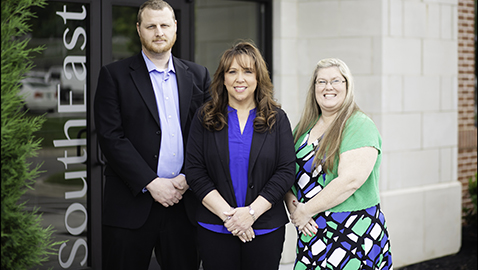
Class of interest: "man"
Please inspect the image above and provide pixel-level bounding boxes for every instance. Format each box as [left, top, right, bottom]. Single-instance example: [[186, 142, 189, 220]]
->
[[94, 1, 210, 269]]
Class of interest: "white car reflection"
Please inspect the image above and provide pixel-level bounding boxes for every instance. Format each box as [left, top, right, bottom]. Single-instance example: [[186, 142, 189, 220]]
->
[[46, 66, 85, 101], [19, 77, 57, 113]]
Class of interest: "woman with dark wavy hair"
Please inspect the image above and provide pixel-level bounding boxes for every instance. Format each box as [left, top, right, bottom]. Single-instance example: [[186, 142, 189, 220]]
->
[[185, 41, 296, 270]]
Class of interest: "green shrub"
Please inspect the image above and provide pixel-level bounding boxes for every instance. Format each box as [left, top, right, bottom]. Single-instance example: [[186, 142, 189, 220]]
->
[[463, 172, 477, 227], [1, 0, 62, 269]]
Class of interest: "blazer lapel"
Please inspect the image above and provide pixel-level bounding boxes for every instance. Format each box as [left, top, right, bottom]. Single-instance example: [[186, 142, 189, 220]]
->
[[248, 131, 267, 178], [214, 127, 231, 180], [214, 126, 238, 206], [130, 53, 160, 127], [173, 57, 193, 131]]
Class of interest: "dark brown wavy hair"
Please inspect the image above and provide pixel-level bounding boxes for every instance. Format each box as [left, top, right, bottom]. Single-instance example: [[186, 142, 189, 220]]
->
[[201, 41, 279, 132]]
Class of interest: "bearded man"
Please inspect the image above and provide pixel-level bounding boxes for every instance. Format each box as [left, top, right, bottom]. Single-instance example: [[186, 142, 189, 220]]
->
[[94, 1, 210, 269]]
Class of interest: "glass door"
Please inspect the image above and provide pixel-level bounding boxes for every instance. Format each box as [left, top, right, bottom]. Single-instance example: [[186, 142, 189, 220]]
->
[[18, 1, 271, 269], [22, 2, 90, 269], [194, 0, 272, 77]]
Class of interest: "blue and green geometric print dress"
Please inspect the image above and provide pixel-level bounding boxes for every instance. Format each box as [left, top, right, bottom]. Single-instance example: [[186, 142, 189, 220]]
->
[[292, 134, 393, 270]]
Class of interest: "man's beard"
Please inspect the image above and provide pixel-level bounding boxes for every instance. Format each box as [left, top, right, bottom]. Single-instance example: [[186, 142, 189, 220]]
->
[[141, 33, 177, 54]]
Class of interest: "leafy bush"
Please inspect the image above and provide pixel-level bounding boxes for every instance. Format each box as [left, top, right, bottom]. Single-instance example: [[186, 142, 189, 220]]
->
[[1, 0, 62, 269], [463, 172, 477, 227]]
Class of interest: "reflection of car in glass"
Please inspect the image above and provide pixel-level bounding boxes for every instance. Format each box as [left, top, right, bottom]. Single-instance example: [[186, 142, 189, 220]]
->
[[46, 66, 85, 101], [19, 77, 57, 113]]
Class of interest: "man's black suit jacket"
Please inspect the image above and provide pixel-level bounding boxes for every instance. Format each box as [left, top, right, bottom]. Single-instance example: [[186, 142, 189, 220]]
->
[[94, 53, 211, 229]]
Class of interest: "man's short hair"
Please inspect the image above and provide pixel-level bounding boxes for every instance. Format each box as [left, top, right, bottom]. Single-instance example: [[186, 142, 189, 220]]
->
[[137, 0, 176, 25]]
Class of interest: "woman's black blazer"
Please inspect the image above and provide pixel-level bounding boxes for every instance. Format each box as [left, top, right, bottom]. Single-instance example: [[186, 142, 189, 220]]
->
[[185, 107, 296, 229]]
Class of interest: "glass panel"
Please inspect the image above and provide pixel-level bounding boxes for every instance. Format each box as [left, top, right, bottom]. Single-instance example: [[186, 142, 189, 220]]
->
[[112, 5, 142, 61], [22, 2, 89, 269], [195, 0, 261, 74]]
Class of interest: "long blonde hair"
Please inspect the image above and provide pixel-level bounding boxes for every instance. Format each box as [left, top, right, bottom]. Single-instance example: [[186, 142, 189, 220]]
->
[[294, 58, 361, 173]]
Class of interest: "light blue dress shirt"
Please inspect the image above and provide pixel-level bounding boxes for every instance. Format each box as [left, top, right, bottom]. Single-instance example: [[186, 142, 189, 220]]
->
[[142, 52, 183, 180]]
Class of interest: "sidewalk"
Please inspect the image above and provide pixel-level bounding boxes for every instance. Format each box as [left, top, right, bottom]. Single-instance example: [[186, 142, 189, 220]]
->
[[279, 263, 294, 270], [148, 259, 294, 270]]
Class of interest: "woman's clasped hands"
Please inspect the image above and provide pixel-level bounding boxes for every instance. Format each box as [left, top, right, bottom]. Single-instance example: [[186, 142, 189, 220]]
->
[[223, 207, 256, 243], [290, 200, 318, 237]]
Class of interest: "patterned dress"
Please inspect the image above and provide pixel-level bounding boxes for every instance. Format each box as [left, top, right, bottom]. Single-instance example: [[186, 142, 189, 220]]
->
[[292, 133, 393, 270]]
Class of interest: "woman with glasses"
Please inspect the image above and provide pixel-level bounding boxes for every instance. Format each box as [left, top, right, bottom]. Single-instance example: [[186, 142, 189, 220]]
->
[[284, 58, 393, 269]]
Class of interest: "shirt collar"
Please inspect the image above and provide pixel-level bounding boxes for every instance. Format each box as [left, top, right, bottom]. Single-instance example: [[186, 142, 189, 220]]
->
[[227, 105, 257, 114], [141, 51, 176, 74]]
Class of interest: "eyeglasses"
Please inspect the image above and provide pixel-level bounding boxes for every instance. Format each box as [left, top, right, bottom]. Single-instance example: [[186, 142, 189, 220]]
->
[[315, 79, 345, 89]]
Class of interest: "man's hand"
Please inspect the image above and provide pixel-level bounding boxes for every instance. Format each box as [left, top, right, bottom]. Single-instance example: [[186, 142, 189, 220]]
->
[[147, 177, 183, 207], [171, 174, 189, 195]]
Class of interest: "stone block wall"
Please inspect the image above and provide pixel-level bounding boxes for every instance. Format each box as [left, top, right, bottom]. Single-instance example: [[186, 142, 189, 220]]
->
[[273, 0, 465, 267]]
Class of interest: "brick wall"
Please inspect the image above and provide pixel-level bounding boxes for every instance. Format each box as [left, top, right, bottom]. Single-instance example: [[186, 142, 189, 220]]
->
[[458, 0, 477, 222]]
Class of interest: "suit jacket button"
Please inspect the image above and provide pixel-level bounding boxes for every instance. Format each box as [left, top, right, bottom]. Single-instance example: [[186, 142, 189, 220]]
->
[[249, 185, 254, 189], [154, 154, 158, 159], [156, 131, 160, 135]]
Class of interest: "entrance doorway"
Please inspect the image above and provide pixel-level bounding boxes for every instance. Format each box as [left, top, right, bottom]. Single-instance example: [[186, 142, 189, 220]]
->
[[21, 0, 271, 269]]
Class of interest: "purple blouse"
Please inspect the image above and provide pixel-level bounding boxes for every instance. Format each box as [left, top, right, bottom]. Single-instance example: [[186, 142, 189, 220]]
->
[[228, 105, 254, 207]]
